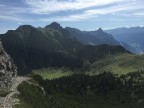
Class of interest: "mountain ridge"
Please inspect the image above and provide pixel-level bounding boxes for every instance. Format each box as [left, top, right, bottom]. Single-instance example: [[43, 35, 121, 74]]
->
[[65, 26, 120, 46], [0, 22, 129, 74]]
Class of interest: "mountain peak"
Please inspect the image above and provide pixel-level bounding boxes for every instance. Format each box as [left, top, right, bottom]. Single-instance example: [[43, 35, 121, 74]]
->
[[97, 28, 103, 32], [45, 22, 63, 30], [16, 25, 34, 32], [17, 25, 34, 29]]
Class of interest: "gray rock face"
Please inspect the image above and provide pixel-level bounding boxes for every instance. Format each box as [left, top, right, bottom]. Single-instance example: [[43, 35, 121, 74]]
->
[[0, 40, 17, 90]]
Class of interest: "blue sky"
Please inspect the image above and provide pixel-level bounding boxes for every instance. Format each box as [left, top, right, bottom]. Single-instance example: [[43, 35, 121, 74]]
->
[[0, 0, 144, 34]]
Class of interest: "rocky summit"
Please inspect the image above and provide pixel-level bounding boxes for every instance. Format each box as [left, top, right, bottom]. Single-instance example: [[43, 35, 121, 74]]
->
[[0, 40, 17, 90]]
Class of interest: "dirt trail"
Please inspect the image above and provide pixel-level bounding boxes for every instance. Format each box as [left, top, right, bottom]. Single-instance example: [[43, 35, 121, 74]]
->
[[0, 77, 30, 108]]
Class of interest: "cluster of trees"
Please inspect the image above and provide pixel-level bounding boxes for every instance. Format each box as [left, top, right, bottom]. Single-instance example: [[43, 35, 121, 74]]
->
[[34, 72, 119, 96], [34, 71, 144, 102], [16, 71, 144, 108]]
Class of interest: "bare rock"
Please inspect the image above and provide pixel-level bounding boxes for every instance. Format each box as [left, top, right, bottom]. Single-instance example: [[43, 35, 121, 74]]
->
[[0, 40, 17, 90]]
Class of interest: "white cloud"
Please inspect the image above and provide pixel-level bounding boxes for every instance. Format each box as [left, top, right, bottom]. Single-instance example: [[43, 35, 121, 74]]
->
[[85, 2, 144, 16], [0, 0, 143, 22], [134, 12, 144, 16], [0, 15, 33, 22], [0, 15, 23, 21], [25, 0, 124, 14], [0, 4, 6, 7], [0, 5, 31, 22], [40, 1, 144, 22]]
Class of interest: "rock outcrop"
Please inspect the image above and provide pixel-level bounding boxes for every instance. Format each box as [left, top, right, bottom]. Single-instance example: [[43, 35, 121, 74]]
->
[[0, 40, 17, 90]]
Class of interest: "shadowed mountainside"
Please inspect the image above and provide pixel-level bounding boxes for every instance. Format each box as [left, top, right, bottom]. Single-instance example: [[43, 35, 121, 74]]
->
[[0, 22, 129, 75]]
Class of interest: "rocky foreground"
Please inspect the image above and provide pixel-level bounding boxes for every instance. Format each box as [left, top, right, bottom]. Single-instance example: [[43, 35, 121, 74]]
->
[[0, 40, 17, 90], [0, 40, 20, 108], [0, 77, 30, 108]]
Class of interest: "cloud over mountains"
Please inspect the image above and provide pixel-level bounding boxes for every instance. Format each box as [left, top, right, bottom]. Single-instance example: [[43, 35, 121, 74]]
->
[[0, 0, 144, 34]]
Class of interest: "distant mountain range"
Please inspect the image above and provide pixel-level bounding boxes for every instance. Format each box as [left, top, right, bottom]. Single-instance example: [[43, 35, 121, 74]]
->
[[0, 22, 128, 74], [105, 27, 144, 54], [65, 27, 119, 46], [62, 24, 144, 54]]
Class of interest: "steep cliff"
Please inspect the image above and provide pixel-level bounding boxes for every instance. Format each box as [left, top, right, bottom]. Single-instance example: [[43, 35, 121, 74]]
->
[[0, 40, 17, 90]]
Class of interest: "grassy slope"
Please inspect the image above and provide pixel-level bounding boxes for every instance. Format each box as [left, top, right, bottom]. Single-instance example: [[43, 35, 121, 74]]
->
[[32, 68, 73, 80], [32, 53, 144, 78], [88, 53, 144, 75]]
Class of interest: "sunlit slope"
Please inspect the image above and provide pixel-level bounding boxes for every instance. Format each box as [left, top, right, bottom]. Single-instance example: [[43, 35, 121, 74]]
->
[[32, 68, 73, 80], [88, 53, 144, 75]]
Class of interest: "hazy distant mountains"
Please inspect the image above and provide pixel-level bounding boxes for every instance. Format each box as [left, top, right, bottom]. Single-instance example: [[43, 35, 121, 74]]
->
[[64, 24, 144, 54], [65, 27, 119, 46], [105, 27, 144, 54], [0, 22, 128, 74], [44, 22, 120, 46]]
